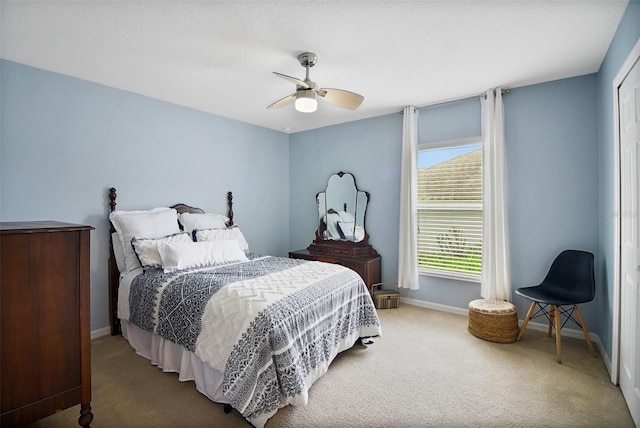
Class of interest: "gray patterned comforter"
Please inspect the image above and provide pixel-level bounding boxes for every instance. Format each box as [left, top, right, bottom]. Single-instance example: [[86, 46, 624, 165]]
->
[[126, 254, 381, 427]]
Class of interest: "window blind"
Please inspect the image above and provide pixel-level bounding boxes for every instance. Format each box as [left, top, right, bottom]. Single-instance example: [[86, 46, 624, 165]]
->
[[417, 147, 482, 277]]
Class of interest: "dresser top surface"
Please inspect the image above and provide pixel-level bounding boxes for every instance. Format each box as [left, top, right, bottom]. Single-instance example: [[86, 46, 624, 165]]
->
[[289, 248, 381, 260], [0, 221, 94, 233]]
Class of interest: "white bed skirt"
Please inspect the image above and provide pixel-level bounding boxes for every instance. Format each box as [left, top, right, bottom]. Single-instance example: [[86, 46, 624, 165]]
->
[[121, 320, 229, 405]]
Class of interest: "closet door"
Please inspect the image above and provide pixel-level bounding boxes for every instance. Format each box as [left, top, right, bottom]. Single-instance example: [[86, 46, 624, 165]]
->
[[619, 56, 640, 427]]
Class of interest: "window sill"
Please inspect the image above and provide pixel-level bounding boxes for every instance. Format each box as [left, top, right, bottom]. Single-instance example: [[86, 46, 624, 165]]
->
[[419, 268, 481, 284]]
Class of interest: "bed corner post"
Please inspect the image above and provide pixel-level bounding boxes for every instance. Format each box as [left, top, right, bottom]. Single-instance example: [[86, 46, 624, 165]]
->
[[108, 187, 121, 336], [227, 191, 234, 227]]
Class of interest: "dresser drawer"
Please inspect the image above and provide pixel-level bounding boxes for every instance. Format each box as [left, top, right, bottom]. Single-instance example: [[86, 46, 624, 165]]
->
[[315, 255, 340, 264], [289, 249, 381, 290], [341, 260, 365, 278]]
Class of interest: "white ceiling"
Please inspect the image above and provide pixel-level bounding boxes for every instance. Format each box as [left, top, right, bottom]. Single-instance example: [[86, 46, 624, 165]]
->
[[0, 0, 629, 134]]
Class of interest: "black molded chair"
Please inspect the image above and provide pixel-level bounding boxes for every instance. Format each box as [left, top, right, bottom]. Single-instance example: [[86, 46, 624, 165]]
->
[[515, 250, 596, 363]]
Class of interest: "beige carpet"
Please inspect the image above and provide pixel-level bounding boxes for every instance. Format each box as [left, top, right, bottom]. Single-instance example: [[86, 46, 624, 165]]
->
[[28, 304, 633, 427]]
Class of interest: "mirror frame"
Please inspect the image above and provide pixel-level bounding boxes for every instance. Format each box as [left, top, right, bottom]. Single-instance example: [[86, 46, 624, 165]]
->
[[312, 171, 371, 246]]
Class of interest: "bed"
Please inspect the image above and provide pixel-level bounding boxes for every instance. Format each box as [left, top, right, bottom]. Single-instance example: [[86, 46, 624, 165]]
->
[[106, 188, 381, 427]]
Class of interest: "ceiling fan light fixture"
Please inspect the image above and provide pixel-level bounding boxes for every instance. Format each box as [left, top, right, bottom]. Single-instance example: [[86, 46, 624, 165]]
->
[[295, 90, 317, 113], [268, 52, 363, 113]]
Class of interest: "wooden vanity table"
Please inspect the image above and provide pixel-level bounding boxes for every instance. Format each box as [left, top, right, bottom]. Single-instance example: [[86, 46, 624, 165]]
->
[[289, 171, 381, 290]]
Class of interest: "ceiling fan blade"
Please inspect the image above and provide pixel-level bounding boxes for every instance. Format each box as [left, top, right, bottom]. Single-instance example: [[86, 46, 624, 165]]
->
[[273, 72, 310, 89], [317, 88, 364, 110], [266, 93, 296, 110]]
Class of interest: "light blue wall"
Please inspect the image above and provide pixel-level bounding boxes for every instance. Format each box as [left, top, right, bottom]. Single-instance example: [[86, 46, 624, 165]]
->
[[419, 98, 481, 142], [597, 0, 640, 358], [506, 75, 600, 331], [414, 79, 600, 328], [3, 0, 638, 345], [289, 99, 482, 300], [289, 77, 601, 333], [0, 59, 290, 332]]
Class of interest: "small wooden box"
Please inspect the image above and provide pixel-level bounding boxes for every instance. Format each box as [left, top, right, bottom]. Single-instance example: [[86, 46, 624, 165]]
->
[[372, 283, 400, 309]]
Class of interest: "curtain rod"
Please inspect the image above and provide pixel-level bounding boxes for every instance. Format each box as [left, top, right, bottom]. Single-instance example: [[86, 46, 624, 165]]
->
[[401, 88, 511, 113]]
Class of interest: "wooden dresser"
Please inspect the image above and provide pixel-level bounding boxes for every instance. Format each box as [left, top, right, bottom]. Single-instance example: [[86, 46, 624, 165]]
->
[[0, 221, 94, 427], [298, 171, 382, 290], [289, 245, 381, 290]]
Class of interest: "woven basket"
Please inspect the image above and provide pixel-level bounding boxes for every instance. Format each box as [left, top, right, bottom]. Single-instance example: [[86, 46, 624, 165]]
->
[[371, 283, 400, 309], [373, 290, 399, 309], [468, 299, 518, 343]]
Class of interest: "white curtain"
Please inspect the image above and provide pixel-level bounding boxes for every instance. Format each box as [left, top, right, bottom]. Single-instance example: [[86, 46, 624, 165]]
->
[[398, 105, 419, 290], [480, 88, 511, 301]]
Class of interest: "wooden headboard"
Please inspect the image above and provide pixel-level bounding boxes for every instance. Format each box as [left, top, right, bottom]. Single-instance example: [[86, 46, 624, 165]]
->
[[107, 187, 234, 336]]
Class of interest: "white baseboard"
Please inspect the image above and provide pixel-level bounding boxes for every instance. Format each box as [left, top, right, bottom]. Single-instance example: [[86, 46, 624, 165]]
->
[[400, 297, 469, 316], [400, 297, 612, 377], [91, 326, 111, 340]]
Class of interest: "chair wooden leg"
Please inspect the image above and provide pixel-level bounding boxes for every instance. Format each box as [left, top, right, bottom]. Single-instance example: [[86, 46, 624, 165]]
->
[[574, 305, 596, 356], [548, 305, 555, 337], [517, 301, 537, 341], [555, 305, 562, 363]]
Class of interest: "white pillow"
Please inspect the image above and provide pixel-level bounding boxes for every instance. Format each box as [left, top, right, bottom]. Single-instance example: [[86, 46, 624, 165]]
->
[[157, 240, 248, 273], [109, 207, 180, 271], [132, 232, 192, 268], [338, 221, 356, 239], [194, 227, 249, 252], [178, 212, 229, 235], [338, 210, 355, 223], [111, 232, 126, 272], [338, 222, 366, 242], [324, 212, 342, 239]]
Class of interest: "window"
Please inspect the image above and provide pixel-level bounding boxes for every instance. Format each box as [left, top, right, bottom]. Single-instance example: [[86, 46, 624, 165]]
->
[[417, 137, 483, 281]]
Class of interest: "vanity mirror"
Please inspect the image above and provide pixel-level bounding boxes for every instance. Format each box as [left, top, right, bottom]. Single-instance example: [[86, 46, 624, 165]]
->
[[315, 171, 369, 243], [289, 171, 381, 289]]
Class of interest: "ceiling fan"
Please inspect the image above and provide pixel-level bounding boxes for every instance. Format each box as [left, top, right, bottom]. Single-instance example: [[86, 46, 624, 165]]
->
[[267, 52, 364, 113]]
